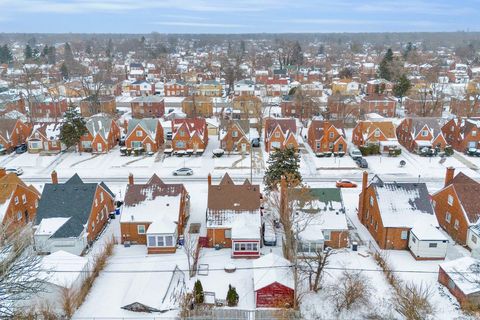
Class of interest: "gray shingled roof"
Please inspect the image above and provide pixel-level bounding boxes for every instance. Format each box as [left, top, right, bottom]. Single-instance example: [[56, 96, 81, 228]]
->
[[86, 115, 113, 140], [127, 119, 159, 138], [35, 174, 114, 238]]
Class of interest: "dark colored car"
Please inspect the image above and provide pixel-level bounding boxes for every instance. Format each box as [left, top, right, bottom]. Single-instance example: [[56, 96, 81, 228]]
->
[[356, 158, 368, 168], [251, 138, 260, 148], [15, 144, 27, 154]]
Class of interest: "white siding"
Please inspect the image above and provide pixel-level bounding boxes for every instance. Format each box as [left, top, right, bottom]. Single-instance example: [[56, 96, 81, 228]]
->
[[467, 229, 480, 251], [408, 234, 448, 259], [34, 234, 87, 256]]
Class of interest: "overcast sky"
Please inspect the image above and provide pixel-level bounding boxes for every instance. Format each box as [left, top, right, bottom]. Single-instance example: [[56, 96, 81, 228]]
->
[[0, 0, 478, 33]]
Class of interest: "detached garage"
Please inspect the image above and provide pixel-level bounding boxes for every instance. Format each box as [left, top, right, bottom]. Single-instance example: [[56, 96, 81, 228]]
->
[[253, 253, 294, 308]]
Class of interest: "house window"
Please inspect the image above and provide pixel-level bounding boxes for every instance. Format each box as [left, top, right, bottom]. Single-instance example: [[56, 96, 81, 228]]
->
[[137, 225, 146, 234], [447, 195, 454, 206], [472, 234, 478, 244], [82, 141, 92, 148], [132, 141, 142, 148], [374, 222, 378, 231], [429, 243, 438, 248], [323, 230, 331, 241], [165, 235, 173, 246], [95, 199, 98, 207], [412, 236, 416, 243], [421, 130, 428, 137], [445, 212, 451, 223], [365, 210, 369, 219], [432, 200, 436, 208], [275, 132, 280, 138], [16, 211, 22, 221], [374, 130, 380, 137], [14, 196, 19, 205], [316, 142, 321, 150], [136, 130, 143, 137], [225, 229, 232, 239], [147, 236, 156, 247], [369, 196, 374, 207], [401, 230, 408, 240], [338, 144, 344, 152], [91, 221, 95, 230], [329, 132, 334, 139], [473, 131, 477, 137], [179, 130, 185, 137], [232, 131, 238, 138], [454, 219, 459, 230], [22, 194, 27, 204], [176, 141, 185, 148], [448, 279, 455, 289], [100, 192, 104, 202]]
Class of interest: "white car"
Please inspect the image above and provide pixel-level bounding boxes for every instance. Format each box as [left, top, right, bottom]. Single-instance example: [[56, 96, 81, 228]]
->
[[172, 168, 193, 176], [349, 148, 363, 160], [6, 167, 23, 176]]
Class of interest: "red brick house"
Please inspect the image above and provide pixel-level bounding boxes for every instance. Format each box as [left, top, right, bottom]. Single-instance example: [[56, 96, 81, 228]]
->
[[0, 168, 40, 235], [450, 96, 480, 117], [27, 122, 63, 154], [438, 257, 480, 307], [264, 118, 298, 152], [404, 96, 444, 117], [431, 168, 480, 248], [352, 120, 398, 152], [125, 119, 163, 152], [80, 95, 116, 117], [358, 172, 447, 259], [171, 118, 208, 152], [206, 173, 262, 258], [120, 174, 190, 254], [253, 253, 294, 308], [280, 95, 319, 120], [396, 118, 448, 153], [442, 118, 480, 152], [366, 79, 393, 95], [326, 94, 359, 122], [79, 115, 121, 153], [0, 119, 32, 151], [307, 120, 347, 154], [130, 96, 165, 118], [219, 120, 250, 153], [164, 80, 189, 96], [29, 98, 68, 121], [360, 94, 397, 117]]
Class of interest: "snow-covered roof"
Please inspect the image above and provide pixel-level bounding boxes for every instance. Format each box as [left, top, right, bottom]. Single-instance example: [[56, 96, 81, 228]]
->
[[35, 217, 71, 236], [253, 253, 294, 291], [410, 224, 447, 241], [440, 257, 480, 295], [39, 250, 88, 288], [231, 212, 261, 239]]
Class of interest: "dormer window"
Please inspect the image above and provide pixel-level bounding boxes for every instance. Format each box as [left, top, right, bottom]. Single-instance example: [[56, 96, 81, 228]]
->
[[421, 130, 428, 137], [136, 130, 142, 137]]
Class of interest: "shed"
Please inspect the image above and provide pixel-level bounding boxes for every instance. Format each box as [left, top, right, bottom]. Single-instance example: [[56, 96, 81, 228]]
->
[[438, 257, 480, 307], [408, 224, 449, 260], [253, 253, 294, 308]]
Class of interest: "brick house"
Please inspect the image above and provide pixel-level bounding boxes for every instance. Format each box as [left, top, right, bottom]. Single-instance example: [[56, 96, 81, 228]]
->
[[450, 97, 480, 117], [431, 167, 480, 249], [307, 120, 347, 154], [219, 119, 250, 153], [120, 174, 190, 254], [404, 96, 444, 117], [360, 94, 397, 118], [29, 98, 68, 121], [366, 79, 393, 95], [0, 95, 26, 116], [197, 80, 222, 97], [125, 119, 164, 152], [326, 94, 359, 122], [352, 120, 399, 152], [0, 168, 40, 235], [80, 95, 116, 117], [27, 122, 63, 154], [438, 257, 480, 307], [442, 118, 480, 152], [232, 95, 262, 120], [164, 80, 189, 97], [130, 96, 165, 119], [280, 95, 319, 120], [264, 118, 298, 152], [358, 172, 447, 259], [79, 115, 121, 153], [34, 172, 115, 255], [396, 117, 448, 153], [0, 119, 32, 151], [181, 96, 213, 118], [206, 173, 262, 258], [171, 118, 208, 152]]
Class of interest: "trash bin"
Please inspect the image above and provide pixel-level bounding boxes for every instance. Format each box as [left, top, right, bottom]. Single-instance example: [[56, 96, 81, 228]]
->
[[352, 241, 358, 251], [178, 235, 184, 246]]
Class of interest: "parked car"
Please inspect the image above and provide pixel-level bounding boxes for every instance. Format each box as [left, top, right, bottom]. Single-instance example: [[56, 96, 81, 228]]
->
[[349, 148, 362, 160], [6, 167, 23, 176], [172, 168, 193, 176], [356, 158, 368, 168], [251, 138, 260, 148], [15, 144, 27, 154], [166, 132, 173, 140], [263, 222, 277, 246], [336, 179, 357, 188]]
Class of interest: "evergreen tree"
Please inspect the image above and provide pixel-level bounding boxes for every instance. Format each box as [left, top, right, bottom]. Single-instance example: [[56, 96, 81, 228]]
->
[[264, 146, 301, 191], [24, 44, 33, 60], [60, 63, 69, 80], [226, 285, 239, 307], [384, 48, 393, 62], [106, 38, 113, 58], [393, 74, 412, 105], [32, 48, 39, 59], [85, 44, 92, 55], [403, 42, 413, 59], [41, 45, 49, 58], [378, 48, 394, 81], [193, 280, 204, 304], [64, 42, 74, 62], [47, 46, 56, 65], [59, 104, 87, 149], [0, 45, 13, 64], [291, 41, 303, 66]]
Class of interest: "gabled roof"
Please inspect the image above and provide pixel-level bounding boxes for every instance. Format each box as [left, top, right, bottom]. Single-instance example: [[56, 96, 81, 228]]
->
[[207, 173, 260, 212], [446, 172, 480, 224], [123, 174, 185, 207], [0, 119, 20, 140], [86, 114, 115, 140], [30, 122, 62, 141], [309, 120, 345, 141], [0, 173, 39, 222], [265, 118, 296, 136], [127, 119, 160, 139], [35, 174, 114, 238], [356, 120, 397, 140], [253, 253, 294, 291], [172, 118, 206, 139]]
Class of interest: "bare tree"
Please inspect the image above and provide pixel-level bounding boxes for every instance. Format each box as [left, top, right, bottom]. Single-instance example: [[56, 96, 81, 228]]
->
[[327, 269, 372, 312], [299, 249, 337, 292], [183, 232, 200, 279], [393, 282, 434, 320], [0, 225, 46, 318]]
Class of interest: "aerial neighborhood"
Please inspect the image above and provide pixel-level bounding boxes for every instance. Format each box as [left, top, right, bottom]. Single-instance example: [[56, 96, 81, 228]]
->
[[1, 31, 480, 320]]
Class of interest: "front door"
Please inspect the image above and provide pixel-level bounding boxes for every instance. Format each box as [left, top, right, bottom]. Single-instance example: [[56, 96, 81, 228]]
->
[[43, 142, 49, 151], [97, 143, 103, 152], [146, 143, 152, 152], [241, 143, 247, 154]]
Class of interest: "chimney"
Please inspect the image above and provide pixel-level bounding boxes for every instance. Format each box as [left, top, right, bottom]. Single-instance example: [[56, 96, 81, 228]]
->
[[0, 167, 5, 179], [128, 173, 134, 185], [208, 173, 212, 187], [358, 171, 368, 222], [123, 119, 128, 133], [445, 167, 455, 187], [51, 170, 58, 184]]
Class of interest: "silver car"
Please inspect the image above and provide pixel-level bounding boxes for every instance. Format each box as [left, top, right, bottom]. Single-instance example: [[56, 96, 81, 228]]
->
[[6, 167, 24, 176], [172, 168, 193, 176]]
